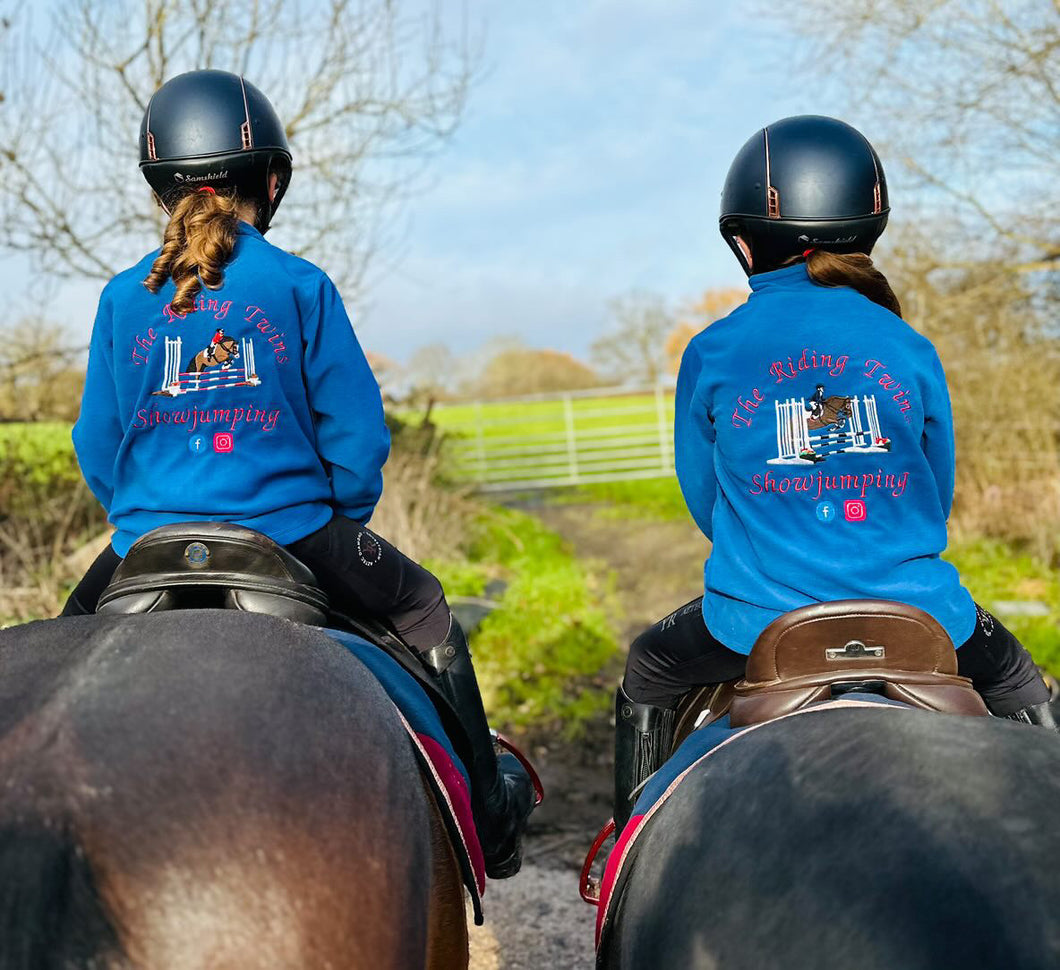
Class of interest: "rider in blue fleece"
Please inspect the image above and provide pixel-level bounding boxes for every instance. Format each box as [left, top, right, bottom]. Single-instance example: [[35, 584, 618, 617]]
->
[[613, 115, 1055, 832], [64, 69, 535, 878], [674, 262, 971, 653], [73, 226, 388, 557]]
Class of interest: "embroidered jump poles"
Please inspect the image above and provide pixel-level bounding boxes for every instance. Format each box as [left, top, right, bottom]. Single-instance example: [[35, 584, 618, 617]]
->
[[160, 337, 260, 396], [770, 395, 889, 465]]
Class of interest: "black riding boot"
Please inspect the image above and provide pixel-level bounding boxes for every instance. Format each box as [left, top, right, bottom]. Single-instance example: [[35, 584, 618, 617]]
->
[[1003, 702, 1060, 732], [614, 684, 676, 834], [421, 615, 536, 879]]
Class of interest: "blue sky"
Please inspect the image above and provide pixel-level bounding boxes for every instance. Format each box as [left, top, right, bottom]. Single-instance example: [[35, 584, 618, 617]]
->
[[357, 1, 844, 361], [7, 1, 867, 363]]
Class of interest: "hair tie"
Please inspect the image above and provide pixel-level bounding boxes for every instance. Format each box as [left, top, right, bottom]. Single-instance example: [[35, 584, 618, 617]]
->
[[197, 186, 216, 194], [802, 247, 815, 258]]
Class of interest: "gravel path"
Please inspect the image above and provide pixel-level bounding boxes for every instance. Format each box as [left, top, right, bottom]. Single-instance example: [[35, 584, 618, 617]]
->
[[463, 501, 707, 968], [469, 862, 598, 970]]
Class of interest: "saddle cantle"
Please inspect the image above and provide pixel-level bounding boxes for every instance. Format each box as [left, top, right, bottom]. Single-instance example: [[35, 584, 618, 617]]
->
[[729, 599, 989, 727], [97, 522, 329, 625], [95, 523, 474, 761]]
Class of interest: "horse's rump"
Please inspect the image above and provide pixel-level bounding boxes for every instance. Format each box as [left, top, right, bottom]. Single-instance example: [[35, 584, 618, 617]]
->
[[0, 611, 464, 969], [599, 706, 1060, 969]]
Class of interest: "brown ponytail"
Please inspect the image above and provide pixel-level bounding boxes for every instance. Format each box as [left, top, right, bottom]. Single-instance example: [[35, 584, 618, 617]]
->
[[143, 190, 243, 314], [802, 250, 902, 318]]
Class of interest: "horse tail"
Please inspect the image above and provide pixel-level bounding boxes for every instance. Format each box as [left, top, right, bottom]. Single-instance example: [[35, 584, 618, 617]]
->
[[0, 819, 125, 969]]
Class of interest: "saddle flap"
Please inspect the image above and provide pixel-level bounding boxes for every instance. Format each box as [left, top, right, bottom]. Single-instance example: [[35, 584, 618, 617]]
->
[[744, 599, 957, 684]]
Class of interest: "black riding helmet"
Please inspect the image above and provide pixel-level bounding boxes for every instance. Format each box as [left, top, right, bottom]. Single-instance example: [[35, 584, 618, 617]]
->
[[139, 70, 292, 233], [719, 115, 889, 276]]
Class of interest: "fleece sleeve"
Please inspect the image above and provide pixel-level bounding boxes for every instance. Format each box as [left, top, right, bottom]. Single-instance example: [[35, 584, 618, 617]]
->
[[302, 275, 391, 523], [920, 350, 956, 519], [72, 289, 124, 512], [674, 340, 718, 540]]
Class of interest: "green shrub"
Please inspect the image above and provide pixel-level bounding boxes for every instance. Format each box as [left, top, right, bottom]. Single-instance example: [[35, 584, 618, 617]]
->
[[432, 506, 620, 735], [0, 423, 86, 512], [944, 539, 1060, 676]]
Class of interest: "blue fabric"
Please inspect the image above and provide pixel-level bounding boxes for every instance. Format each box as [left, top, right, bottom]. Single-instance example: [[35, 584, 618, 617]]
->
[[323, 628, 471, 790], [674, 263, 975, 654], [73, 224, 390, 556]]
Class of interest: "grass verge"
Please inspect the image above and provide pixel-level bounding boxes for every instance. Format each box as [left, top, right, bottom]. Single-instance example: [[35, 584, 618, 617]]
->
[[427, 506, 620, 737]]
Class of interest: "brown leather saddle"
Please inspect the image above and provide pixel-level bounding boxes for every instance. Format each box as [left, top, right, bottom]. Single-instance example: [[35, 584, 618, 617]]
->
[[674, 599, 987, 746]]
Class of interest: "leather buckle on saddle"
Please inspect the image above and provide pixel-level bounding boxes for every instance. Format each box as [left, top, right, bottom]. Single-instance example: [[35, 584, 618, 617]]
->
[[826, 640, 884, 661]]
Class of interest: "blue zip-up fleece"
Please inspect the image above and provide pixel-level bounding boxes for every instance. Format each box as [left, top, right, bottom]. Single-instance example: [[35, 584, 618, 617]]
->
[[676, 262, 975, 653], [73, 223, 390, 557]]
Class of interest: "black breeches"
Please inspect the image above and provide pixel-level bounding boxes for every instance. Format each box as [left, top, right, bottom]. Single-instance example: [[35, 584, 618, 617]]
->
[[287, 516, 450, 650], [623, 598, 747, 708], [61, 545, 123, 617], [623, 596, 1049, 716], [952, 605, 1050, 715], [61, 516, 451, 652]]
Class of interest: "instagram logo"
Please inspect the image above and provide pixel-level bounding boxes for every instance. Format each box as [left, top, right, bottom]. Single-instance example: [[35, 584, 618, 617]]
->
[[213, 432, 234, 453], [844, 500, 867, 522]]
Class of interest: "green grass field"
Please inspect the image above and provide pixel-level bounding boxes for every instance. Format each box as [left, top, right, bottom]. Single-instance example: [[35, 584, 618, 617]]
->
[[420, 390, 675, 440]]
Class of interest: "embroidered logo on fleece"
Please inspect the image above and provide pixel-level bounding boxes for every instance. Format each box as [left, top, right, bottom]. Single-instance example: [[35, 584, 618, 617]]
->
[[725, 346, 916, 504], [768, 383, 891, 465], [152, 332, 260, 397]]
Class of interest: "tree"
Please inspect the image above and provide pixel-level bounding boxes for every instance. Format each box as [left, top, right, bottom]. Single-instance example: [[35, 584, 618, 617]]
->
[[464, 343, 600, 399], [403, 343, 459, 404], [665, 287, 746, 374], [0, 0, 476, 300], [591, 290, 674, 386], [774, 0, 1059, 275], [0, 319, 86, 422], [771, 0, 1060, 558]]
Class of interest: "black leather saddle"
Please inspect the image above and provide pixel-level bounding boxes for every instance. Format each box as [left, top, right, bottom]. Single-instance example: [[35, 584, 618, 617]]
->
[[97, 522, 330, 624], [95, 522, 474, 766]]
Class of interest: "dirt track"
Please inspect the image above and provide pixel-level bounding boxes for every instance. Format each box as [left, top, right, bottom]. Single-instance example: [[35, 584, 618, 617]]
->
[[467, 503, 708, 968], [467, 726, 613, 970]]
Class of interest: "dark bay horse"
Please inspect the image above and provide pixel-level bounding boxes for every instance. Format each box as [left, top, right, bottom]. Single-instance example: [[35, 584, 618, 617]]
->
[[599, 705, 1060, 969], [0, 611, 468, 969]]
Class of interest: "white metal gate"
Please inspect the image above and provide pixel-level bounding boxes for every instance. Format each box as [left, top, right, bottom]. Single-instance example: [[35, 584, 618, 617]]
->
[[436, 384, 676, 492]]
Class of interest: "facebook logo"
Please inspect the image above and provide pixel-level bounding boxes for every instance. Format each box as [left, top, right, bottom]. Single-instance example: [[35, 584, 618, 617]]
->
[[815, 501, 836, 524], [188, 434, 207, 455]]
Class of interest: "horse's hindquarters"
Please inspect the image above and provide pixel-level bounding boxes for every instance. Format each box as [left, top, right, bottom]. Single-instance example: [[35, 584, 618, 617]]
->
[[0, 612, 468, 970], [601, 706, 1060, 970]]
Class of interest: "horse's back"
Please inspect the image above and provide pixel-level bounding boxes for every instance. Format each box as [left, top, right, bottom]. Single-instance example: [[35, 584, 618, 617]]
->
[[602, 706, 1060, 970], [0, 611, 443, 969]]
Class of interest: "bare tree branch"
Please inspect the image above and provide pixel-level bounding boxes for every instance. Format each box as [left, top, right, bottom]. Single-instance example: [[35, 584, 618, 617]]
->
[[0, 0, 480, 303], [773, 0, 1060, 274]]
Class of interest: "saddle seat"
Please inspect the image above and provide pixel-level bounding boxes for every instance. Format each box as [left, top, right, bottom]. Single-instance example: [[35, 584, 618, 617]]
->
[[97, 522, 329, 625], [728, 599, 989, 728]]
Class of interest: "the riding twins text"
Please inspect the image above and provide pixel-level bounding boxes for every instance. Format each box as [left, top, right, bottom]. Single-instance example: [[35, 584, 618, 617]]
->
[[731, 349, 913, 428], [149, 299, 289, 366]]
